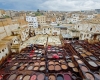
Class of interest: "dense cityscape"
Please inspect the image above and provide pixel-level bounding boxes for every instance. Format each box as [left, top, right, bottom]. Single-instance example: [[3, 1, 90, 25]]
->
[[0, 8, 100, 80]]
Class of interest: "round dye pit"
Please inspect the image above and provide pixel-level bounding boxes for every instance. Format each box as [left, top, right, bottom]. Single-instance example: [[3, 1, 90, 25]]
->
[[61, 64, 68, 70], [30, 74, 37, 80], [85, 72, 94, 80], [28, 66, 33, 70], [37, 73, 45, 80], [81, 66, 88, 72], [49, 61, 54, 65], [49, 74, 56, 80], [64, 74, 72, 80], [23, 75, 30, 80], [16, 74, 23, 80], [8, 74, 17, 80], [68, 62, 75, 68], [48, 65, 54, 71], [55, 65, 61, 71], [39, 66, 45, 71], [57, 74, 64, 80]]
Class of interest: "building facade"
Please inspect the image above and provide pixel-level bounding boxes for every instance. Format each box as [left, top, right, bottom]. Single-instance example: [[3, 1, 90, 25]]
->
[[26, 16, 38, 28], [37, 16, 46, 25]]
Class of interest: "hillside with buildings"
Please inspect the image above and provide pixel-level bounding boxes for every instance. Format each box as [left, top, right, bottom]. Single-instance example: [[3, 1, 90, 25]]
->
[[0, 9, 100, 80]]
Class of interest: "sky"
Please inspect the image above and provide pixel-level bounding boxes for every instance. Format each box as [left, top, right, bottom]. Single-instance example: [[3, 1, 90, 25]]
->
[[0, 0, 100, 11]]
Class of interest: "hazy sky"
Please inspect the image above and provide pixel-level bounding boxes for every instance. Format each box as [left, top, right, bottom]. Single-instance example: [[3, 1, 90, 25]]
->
[[0, 0, 100, 11]]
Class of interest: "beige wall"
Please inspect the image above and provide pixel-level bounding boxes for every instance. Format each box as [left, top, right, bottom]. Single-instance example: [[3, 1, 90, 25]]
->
[[37, 16, 46, 25]]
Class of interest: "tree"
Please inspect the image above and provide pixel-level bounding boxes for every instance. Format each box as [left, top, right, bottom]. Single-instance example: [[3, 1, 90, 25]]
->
[[57, 24, 60, 26], [69, 22, 72, 24], [3, 15, 10, 18]]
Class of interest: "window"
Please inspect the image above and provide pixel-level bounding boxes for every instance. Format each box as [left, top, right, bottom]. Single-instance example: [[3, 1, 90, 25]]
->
[[87, 34, 89, 37], [90, 28, 92, 31], [84, 34, 86, 38], [2, 49, 4, 52], [78, 26, 79, 28]]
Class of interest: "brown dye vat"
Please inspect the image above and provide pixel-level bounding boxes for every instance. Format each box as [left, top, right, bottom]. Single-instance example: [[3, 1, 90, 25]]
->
[[68, 62, 75, 68], [61, 64, 68, 70], [23, 75, 30, 80], [19, 65, 25, 70], [85, 52, 93, 56], [41, 57, 45, 60], [8, 74, 17, 80], [39, 66, 45, 71], [85, 72, 95, 80], [81, 66, 88, 72], [34, 62, 39, 66], [49, 61, 54, 65], [55, 61, 59, 65], [55, 64, 61, 71], [82, 50, 86, 53], [27, 65, 33, 70], [48, 65, 54, 71], [49, 74, 56, 80], [37, 73, 45, 80], [77, 60, 83, 64], [10, 66, 17, 70], [40, 61, 45, 65], [73, 55, 79, 59], [14, 62, 18, 65], [96, 61, 100, 66], [33, 66, 39, 71], [80, 54, 87, 57], [73, 67, 79, 72], [24, 63, 28, 66], [29, 62, 34, 65], [16, 74, 23, 80], [59, 59, 66, 64]]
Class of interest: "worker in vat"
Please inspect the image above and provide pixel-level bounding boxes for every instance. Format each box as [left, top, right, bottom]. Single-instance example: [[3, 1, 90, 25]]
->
[[30, 44, 34, 50]]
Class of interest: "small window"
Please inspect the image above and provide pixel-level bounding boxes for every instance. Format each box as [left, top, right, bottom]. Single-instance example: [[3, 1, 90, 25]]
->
[[87, 34, 89, 37], [90, 28, 92, 31], [2, 49, 4, 52], [0, 51, 1, 53], [78, 26, 79, 28]]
